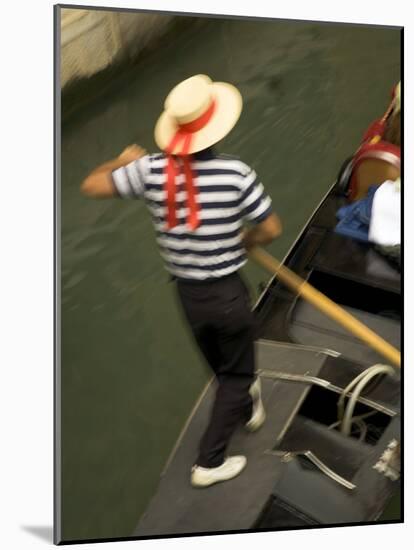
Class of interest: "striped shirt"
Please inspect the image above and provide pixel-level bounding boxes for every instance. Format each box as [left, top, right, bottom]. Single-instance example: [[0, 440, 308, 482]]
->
[[111, 149, 273, 281]]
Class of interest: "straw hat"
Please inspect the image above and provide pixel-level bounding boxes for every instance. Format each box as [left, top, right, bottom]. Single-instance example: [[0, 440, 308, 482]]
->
[[154, 74, 243, 155]]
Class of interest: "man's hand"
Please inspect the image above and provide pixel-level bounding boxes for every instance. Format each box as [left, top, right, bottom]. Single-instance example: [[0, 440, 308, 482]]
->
[[118, 144, 147, 164], [242, 213, 282, 250], [81, 144, 147, 198]]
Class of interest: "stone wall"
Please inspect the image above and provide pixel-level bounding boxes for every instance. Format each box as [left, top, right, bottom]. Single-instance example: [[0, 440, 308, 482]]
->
[[60, 7, 175, 88]]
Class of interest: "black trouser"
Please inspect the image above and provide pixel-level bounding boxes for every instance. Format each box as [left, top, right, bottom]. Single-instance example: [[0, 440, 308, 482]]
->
[[176, 271, 255, 468]]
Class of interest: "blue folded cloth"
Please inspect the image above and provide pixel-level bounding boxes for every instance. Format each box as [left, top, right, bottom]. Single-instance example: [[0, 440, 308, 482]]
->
[[335, 185, 379, 242]]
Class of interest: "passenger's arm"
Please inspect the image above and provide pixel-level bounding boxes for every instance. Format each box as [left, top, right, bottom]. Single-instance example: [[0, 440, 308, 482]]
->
[[81, 145, 147, 198]]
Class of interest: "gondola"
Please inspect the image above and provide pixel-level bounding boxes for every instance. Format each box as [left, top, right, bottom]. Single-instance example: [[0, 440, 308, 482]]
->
[[133, 101, 401, 537]]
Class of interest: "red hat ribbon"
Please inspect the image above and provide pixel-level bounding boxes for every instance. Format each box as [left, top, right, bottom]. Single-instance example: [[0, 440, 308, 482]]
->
[[164, 100, 217, 230]]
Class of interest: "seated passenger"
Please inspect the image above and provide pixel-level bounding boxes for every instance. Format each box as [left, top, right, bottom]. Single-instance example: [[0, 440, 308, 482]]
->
[[349, 82, 400, 201], [335, 83, 401, 254]]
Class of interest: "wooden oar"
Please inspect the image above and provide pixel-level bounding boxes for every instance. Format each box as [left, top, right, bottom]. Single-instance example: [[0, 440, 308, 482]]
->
[[249, 247, 401, 368]]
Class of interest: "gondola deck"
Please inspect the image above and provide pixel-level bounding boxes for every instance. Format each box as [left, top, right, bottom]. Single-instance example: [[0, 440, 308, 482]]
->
[[135, 341, 330, 536], [135, 340, 400, 536]]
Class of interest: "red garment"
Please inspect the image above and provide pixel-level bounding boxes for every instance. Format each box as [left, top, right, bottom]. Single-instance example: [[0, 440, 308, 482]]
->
[[348, 141, 400, 200]]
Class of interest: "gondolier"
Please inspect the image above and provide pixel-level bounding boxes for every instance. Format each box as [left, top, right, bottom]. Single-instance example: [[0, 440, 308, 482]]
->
[[81, 74, 282, 487]]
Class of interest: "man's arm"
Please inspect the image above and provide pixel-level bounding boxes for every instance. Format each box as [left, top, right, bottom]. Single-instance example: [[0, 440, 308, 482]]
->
[[237, 164, 281, 249], [242, 212, 282, 250], [81, 145, 147, 198]]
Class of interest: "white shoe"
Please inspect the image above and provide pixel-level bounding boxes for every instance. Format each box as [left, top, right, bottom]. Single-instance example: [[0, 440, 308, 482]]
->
[[191, 456, 247, 488], [245, 377, 266, 432]]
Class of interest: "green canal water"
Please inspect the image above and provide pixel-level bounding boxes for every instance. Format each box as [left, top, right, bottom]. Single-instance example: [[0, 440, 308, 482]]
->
[[60, 14, 401, 541]]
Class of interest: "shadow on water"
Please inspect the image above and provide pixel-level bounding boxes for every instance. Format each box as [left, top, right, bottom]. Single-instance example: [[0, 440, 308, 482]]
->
[[21, 526, 53, 543]]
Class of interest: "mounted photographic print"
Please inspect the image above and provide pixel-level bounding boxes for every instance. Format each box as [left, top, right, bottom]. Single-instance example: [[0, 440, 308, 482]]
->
[[55, 3, 402, 544]]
